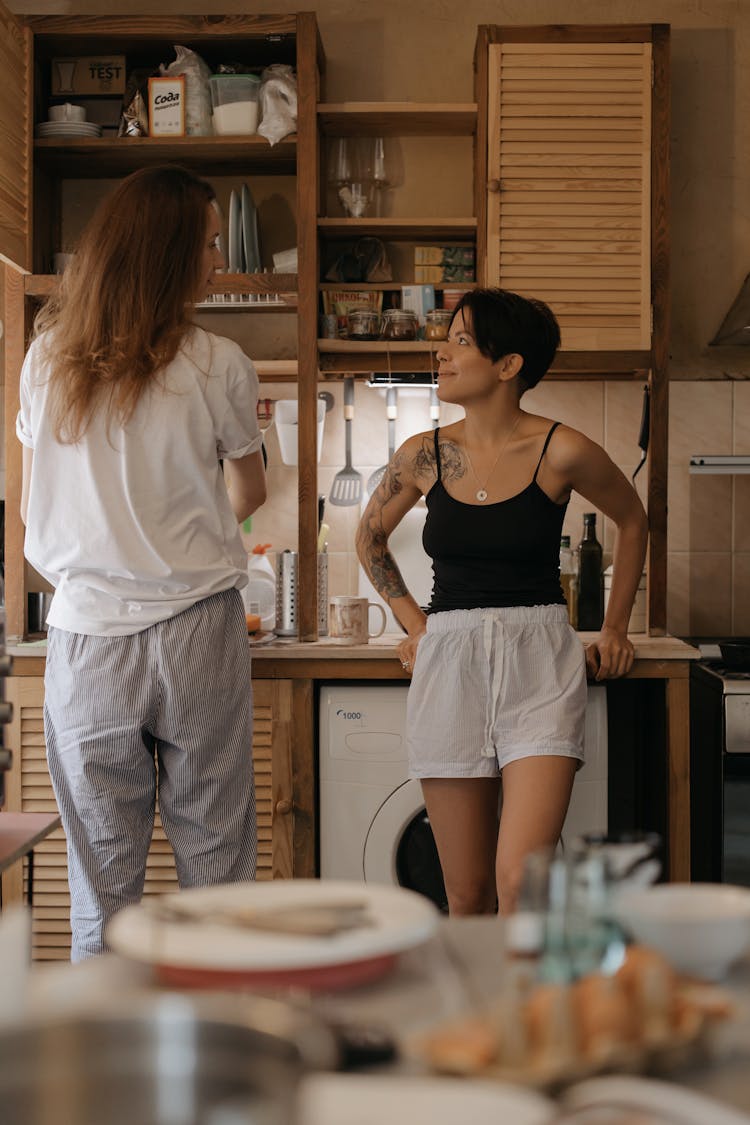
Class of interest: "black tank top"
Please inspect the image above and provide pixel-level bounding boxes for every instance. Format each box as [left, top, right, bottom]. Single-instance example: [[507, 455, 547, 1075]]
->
[[423, 423, 568, 612]]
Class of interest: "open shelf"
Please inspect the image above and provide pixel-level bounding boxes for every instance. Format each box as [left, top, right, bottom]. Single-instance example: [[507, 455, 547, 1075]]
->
[[318, 281, 477, 292], [33, 135, 297, 176], [318, 217, 477, 240], [25, 273, 298, 300], [317, 102, 477, 136], [317, 339, 651, 378]]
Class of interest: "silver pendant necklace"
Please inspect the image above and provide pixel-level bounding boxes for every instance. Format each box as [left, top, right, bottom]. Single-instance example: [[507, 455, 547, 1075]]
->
[[463, 416, 522, 502]]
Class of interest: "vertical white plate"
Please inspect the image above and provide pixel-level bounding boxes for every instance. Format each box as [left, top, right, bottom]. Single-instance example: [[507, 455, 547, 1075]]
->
[[228, 189, 242, 272], [241, 182, 261, 273]]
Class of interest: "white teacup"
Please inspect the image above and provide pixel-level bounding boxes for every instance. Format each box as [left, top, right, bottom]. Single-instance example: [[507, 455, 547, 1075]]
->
[[329, 596, 386, 645], [49, 103, 86, 123]]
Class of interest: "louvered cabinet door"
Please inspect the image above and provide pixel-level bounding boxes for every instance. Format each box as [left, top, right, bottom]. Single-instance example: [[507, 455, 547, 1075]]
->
[[1, 677, 69, 959], [486, 41, 652, 351], [2, 676, 291, 960]]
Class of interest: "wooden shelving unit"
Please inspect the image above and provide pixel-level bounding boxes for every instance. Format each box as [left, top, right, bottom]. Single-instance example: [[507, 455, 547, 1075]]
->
[[1, 10, 322, 642]]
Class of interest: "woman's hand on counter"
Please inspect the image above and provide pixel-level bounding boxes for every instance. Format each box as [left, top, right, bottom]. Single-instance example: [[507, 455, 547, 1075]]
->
[[585, 626, 635, 680], [397, 626, 426, 677]]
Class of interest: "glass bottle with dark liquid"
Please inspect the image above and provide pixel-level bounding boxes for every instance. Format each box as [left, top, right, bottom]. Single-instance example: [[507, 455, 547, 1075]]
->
[[577, 512, 604, 631]]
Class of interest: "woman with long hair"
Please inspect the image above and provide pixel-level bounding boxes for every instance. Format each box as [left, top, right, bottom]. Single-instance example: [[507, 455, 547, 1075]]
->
[[357, 288, 647, 916], [18, 165, 266, 959]]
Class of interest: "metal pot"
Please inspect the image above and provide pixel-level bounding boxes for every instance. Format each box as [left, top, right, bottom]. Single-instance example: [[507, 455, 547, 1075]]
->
[[0, 993, 338, 1125]]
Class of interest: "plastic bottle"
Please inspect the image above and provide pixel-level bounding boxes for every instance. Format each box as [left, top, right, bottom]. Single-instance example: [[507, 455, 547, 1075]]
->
[[245, 544, 276, 633], [559, 535, 578, 629], [576, 513, 604, 631]]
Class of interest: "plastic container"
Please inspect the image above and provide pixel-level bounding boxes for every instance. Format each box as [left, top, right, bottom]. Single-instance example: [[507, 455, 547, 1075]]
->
[[244, 544, 276, 632], [209, 74, 261, 135], [274, 399, 326, 466]]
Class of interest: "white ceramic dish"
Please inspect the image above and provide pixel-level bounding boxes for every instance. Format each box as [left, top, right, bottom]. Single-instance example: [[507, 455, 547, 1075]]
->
[[228, 189, 242, 272], [107, 880, 439, 990], [297, 1074, 555, 1125], [614, 882, 750, 980], [241, 182, 261, 272], [36, 122, 102, 137], [562, 1075, 750, 1125]]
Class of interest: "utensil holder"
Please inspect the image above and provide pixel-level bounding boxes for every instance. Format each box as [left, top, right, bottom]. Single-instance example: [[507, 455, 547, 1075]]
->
[[275, 550, 328, 637]]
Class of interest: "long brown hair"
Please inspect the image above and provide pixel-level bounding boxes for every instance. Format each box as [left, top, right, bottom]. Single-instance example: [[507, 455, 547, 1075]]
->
[[35, 164, 215, 442]]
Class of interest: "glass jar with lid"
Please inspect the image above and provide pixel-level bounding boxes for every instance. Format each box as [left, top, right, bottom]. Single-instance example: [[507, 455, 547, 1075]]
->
[[347, 309, 381, 340], [424, 309, 452, 341], [380, 308, 419, 341]]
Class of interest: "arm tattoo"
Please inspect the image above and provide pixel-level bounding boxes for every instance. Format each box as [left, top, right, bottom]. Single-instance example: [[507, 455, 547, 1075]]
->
[[355, 450, 408, 601], [412, 436, 466, 483]]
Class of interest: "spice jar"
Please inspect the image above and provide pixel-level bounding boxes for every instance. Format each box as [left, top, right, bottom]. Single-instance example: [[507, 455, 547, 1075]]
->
[[347, 308, 381, 340], [380, 308, 419, 341], [424, 309, 452, 341]]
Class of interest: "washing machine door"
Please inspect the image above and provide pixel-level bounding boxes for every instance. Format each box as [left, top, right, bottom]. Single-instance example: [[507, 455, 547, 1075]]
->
[[363, 779, 447, 912]]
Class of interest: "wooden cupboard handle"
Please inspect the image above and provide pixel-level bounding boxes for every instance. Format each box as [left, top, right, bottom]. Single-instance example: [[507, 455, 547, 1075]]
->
[[275, 798, 293, 816], [487, 179, 501, 193]]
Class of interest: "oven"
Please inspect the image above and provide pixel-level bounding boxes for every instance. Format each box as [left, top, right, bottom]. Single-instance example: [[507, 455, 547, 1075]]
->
[[690, 642, 750, 885]]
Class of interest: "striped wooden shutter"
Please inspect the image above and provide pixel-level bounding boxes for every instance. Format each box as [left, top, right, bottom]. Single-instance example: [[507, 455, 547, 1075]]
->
[[0, 3, 31, 269], [487, 41, 652, 350], [4, 676, 285, 961]]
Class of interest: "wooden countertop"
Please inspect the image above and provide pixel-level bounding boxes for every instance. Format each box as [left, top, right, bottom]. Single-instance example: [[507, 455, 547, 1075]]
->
[[249, 632, 700, 661], [7, 632, 699, 678]]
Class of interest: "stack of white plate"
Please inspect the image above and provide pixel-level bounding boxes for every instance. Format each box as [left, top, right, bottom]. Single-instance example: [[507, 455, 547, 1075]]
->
[[36, 121, 103, 139]]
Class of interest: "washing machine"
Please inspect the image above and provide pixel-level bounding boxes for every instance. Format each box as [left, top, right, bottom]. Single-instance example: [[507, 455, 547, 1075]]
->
[[318, 682, 608, 907]]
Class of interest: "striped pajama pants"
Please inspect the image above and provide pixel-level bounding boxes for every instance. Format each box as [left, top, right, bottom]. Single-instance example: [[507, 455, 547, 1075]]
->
[[44, 588, 257, 961]]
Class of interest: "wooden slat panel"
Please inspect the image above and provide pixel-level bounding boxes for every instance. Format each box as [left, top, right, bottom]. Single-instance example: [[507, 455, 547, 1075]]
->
[[0, 7, 31, 268], [487, 40, 652, 351]]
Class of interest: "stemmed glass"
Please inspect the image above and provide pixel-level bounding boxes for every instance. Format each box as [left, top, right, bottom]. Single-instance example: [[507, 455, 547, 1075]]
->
[[326, 136, 390, 217]]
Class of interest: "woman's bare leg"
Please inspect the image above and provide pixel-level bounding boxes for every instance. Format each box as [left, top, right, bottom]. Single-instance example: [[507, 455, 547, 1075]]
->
[[420, 777, 501, 915], [495, 756, 577, 914]]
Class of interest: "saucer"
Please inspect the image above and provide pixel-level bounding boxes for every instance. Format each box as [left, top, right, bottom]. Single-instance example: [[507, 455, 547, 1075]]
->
[[36, 122, 102, 138]]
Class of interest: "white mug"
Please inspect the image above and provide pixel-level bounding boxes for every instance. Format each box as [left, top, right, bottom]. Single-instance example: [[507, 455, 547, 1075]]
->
[[53, 252, 73, 274], [49, 102, 86, 123], [329, 596, 386, 645]]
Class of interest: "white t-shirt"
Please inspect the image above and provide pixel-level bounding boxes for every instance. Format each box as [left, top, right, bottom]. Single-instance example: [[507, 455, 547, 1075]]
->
[[17, 327, 262, 636]]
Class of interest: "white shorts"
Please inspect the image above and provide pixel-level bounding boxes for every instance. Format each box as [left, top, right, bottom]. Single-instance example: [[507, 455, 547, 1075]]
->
[[406, 605, 587, 779]]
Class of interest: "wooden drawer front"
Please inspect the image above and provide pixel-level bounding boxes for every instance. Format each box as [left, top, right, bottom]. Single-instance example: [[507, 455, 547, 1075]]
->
[[4, 678, 279, 961], [487, 41, 652, 351]]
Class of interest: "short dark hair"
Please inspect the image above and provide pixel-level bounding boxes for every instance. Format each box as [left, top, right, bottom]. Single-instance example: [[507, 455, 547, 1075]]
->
[[450, 288, 561, 389]]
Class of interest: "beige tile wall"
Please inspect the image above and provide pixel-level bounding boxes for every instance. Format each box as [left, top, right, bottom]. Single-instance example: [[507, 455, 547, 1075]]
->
[[247, 377, 750, 638]]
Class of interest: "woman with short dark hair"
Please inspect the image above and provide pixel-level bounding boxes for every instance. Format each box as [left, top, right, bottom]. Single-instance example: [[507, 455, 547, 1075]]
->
[[357, 287, 647, 916]]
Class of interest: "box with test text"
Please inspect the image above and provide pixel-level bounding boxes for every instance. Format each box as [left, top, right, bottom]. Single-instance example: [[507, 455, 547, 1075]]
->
[[51, 56, 126, 96]]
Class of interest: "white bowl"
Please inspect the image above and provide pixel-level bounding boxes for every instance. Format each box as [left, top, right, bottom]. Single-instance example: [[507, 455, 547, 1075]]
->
[[614, 882, 750, 980]]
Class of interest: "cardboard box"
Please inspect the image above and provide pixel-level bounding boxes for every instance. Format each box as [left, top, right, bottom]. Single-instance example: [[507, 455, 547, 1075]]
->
[[415, 265, 476, 284], [148, 76, 186, 136], [400, 284, 436, 326], [414, 245, 476, 267], [51, 56, 127, 96]]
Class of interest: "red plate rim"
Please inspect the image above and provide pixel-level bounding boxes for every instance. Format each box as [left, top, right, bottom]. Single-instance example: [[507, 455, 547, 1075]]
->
[[155, 951, 398, 992]]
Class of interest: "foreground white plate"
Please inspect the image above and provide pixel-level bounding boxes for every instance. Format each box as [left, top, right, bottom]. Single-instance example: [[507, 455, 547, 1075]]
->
[[562, 1076, 750, 1125], [107, 880, 439, 978], [297, 1074, 555, 1125]]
